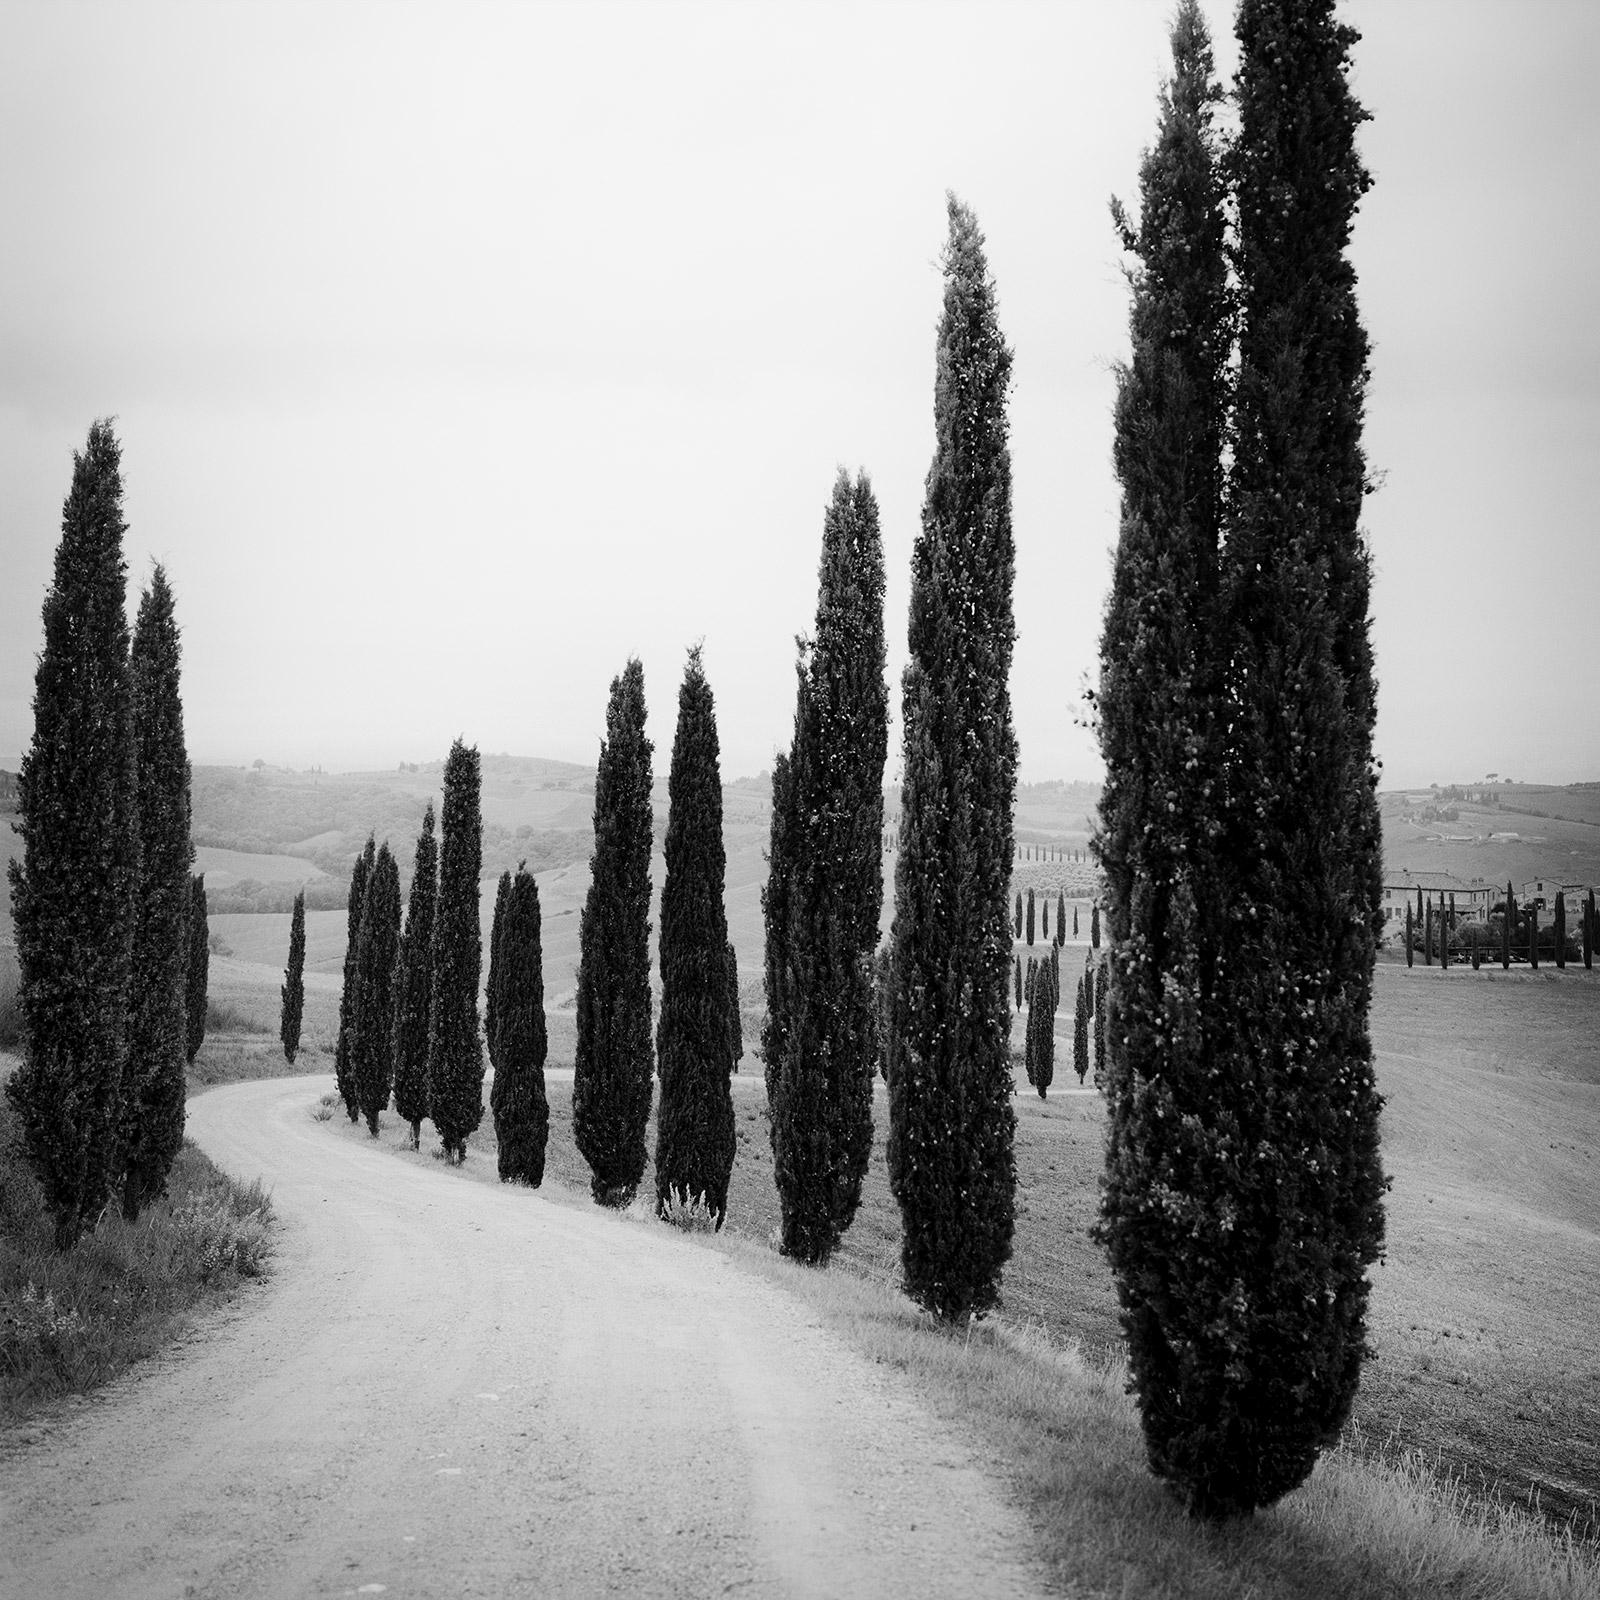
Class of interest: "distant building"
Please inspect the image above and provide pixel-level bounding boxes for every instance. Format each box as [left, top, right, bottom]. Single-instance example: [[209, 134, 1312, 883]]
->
[[1519, 879, 1592, 914], [1380, 873, 1495, 933]]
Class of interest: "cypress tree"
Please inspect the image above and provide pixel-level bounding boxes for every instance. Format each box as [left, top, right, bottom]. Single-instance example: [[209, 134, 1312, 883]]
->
[[1073, 975, 1089, 1084], [1014, 890, 1023, 938], [766, 469, 888, 1263], [1424, 897, 1433, 966], [6, 419, 139, 1251], [1503, 882, 1514, 969], [1094, 959, 1108, 1084], [185, 873, 208, 1063], [1404, 901, 1414, 968], [1031, 953, 1057, 1099], [1585, 888, 1595, 971], [1057, 891, 1066, 946], [122, 566, 193, 1221], [485, 869, 511, 1069], [352, 843, 402, 1136], [654, 648, 737, 1225], [1445, 893, 1456, 968], [1090, 902, 1100, 950], [427, 741, 484, 1162], [334, 837, 375, 1121], [887, 196, 1017, 1322], [1074, 904, 1080, 939], [573, 660, 655, 1206], [1042, 897, 1049, 941], [1026, 886, 1036, 946], [281, 890, 306, 1064], [1014, 955, 1023, 1010], [490, 864, 549, 1185], [1529, 899, 1539, 970], [1098, 0, 1386, 1518], [762, 744, 798, 1106], [1554, 890, 1567, 970], [725, 941, 743, 1071], [391, 803, 437, 1150]]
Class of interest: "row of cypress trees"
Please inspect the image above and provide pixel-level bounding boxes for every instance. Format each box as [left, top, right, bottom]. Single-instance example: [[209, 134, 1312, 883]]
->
[[1095, 0, 1386, 1518], [7, 422, 197, 1247]]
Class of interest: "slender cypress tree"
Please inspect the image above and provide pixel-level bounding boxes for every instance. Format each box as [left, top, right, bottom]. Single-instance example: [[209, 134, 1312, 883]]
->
[[762, 743, 798, 1105], [725, 941, 742, 1071], [1031, 954, 1057, 1099], [1014, 955, 1023, 1009], [485, 869, 511, 1069], [392, 803, 438, 1149], [352, 844, 402, 1136], [655, 648, 737, 1225], [1404, 901, 1414, 968], [281, 890, 306, 1064], [1014, 891, 1023, 938], [1094, 959, 1108, 1084], [1090, 902, 1100, 950], [1099, 0, 1386, 1518], [573, 660, 655, 1206], [887, 196, 1017, 1322], [1057, 891, 1066, 946], [122, 566, 192, 1221], [1529, 899, 1539, 970], [1503, 882, 1514, 969], [1554, 890, 1567, 970], [1424, 898, 1433, 966], [335, 837, 375, 1120], [427, 741, 484, 1162], [766, 469, 888, 1263], [6, 420, 139, 1250], [186, 873, 209, 1063], [1026, 886, 1036, 946], [1073, 975, 1089, 1084], [1042, 897, 1050, 941], [1585, 889, 1595, 971], [1074, 904, 1080, 939], [490, 864, 550, 1185]]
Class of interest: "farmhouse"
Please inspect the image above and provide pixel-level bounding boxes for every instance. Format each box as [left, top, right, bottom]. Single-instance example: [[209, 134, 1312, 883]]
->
[[1379, 873, 1495, 931], [1519, 878, 1592, 914]]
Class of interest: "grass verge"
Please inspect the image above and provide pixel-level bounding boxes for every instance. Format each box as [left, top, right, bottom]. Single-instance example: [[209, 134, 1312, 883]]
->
[[0, 1089, 274, 1426]]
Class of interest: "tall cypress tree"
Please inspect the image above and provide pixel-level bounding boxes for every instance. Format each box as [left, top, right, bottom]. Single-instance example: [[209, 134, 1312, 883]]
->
[[1585, 888, 1595, 972], [1404, 900, 1414, 968], [887, 196, 1018, 1321], [185, 873, 208, 1063], [1073, 975, 1089, 1084], [490, 864, 550, 1185], [725, 941, 742, 1072], [1100, 0, 1386, 1518], [6, 420, 139, 1251], [1057, 891, 1066, 946], [427, 741, 484, 1162], [654, 647, 737, 1226], [1554, 890, 1567, 970], [334, 836, 375, 1121], [485, 869, 512, 1069], [572, 659, 655, 1206], [392, 803, 437, 1149], [281, 889, 306, 1064], [766, 469, 888, 1264], [1503, 882, 1514, 969], [1026, 886, 1036, 946], [122, 566, 193, 1220], [352, 843, 402, 1136]]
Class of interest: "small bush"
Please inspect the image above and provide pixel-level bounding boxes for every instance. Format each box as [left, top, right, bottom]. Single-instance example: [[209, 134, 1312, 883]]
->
[[204, 997, 270, 1035], [169, 1183, 273, 1283], [657, 1188, 720, 1234]]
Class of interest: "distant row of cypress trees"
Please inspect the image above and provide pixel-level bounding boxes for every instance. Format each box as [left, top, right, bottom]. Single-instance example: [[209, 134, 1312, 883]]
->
[[7, 422, 200, 1248]]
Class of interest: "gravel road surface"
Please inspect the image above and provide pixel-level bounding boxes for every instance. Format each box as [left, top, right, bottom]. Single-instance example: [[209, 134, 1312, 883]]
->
[[2, 1076, 1051, 1599]]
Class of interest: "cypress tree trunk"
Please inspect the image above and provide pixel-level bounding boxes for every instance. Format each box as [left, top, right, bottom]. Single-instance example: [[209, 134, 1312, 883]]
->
[[6, 420, 139, 1251], [427, 742, 484, 1162], [352, 844, 402, 1136], [123, 566, 193, 1221], [281, 890, 306, 1064], [767, 469, 888, 1264], [888, 196, 1017, 1322], [490, 864, 550, 1185], [1109, 0, 1385, 1517], [185, 873, 209, 1064], [654, 648, 737, 1226], [485, 869, 511, 1070], [572, 659, 655, 1206], [335, 837, 375, 1121], [391, 803, 438, 1149]]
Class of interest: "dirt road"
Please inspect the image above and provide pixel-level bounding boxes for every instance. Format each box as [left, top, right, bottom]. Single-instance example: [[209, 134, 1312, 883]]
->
[[2, 1077, 1051, 1599]]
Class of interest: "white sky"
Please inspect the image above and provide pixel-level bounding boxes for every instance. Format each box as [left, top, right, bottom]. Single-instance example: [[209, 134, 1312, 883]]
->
[[1, 0, 1596, 789]]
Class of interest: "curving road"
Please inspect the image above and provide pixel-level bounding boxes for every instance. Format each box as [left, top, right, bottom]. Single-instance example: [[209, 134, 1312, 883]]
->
[[2, 1077, 1050, 1599]]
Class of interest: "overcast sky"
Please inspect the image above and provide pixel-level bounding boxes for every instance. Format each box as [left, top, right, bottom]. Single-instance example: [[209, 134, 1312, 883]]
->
[[2, 0, 1596, 790]]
